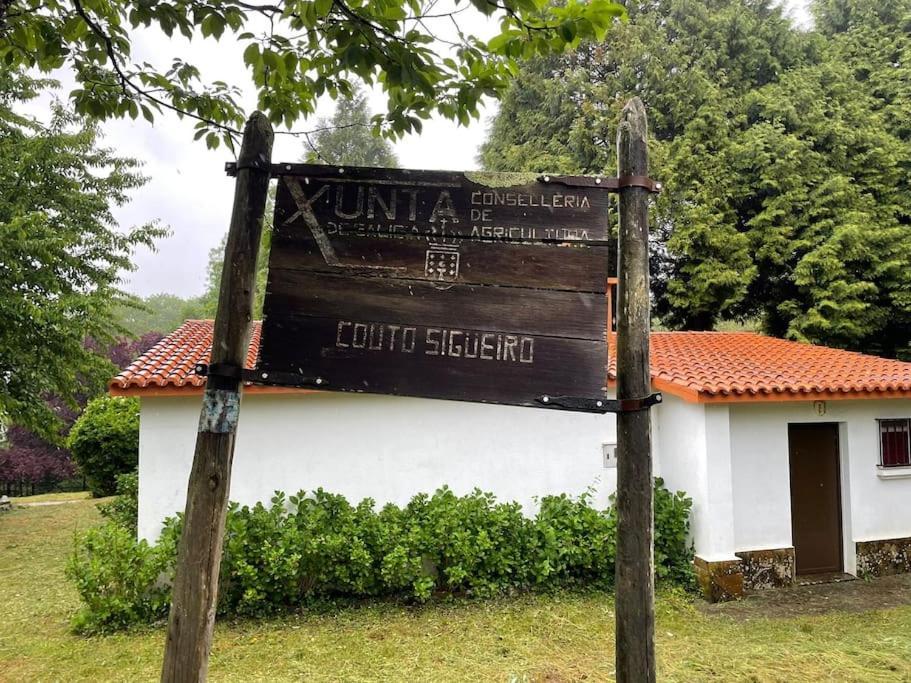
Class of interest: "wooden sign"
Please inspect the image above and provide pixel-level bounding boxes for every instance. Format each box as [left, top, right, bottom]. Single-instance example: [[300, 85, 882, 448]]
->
[[256, 164, 612, 408]]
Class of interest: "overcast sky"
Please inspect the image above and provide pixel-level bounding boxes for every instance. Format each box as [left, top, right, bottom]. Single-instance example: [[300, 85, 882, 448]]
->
[[64, 0, 811, 299]]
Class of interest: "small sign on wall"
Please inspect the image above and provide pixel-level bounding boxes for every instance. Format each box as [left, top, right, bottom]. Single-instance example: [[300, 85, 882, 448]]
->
[[603, 442, 617, 468]]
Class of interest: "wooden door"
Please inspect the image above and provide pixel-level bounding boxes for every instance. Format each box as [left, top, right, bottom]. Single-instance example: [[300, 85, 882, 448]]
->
[[788, 423, 843, 575]]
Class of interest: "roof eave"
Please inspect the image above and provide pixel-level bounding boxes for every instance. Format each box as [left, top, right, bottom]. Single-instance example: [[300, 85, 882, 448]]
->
[[610, 377, 911, 404], [689, 387, 911, 404], [109, 384, 317, 398]]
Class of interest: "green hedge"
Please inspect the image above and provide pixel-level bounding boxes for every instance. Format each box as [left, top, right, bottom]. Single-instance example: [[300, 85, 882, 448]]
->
[[67, 480, 693, 633]]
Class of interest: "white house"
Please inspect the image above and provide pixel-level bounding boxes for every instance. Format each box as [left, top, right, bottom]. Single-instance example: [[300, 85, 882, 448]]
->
[[112, 320, 911, 601]]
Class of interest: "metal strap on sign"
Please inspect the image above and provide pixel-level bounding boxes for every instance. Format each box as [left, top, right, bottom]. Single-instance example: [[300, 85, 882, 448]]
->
[[226, 162, 663, 194], [226, 161, 353, 178], [536, 392, 663, 414], [250, 368, 328, 388], [196, 363, 329, 388], [537, 174, 662, 194]]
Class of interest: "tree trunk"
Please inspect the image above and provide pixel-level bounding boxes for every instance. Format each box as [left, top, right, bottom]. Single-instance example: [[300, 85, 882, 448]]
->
[[614, 97, 656, 683], [160, 112, 273, 683]]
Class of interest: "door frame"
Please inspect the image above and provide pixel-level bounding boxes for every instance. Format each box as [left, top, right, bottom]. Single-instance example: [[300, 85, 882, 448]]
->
[[787, 422, 845, 575], [837, 422, 856, 576]]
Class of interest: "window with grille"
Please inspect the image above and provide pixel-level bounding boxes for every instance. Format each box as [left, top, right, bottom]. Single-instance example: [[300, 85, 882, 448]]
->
[[879, 419, 911, 467]]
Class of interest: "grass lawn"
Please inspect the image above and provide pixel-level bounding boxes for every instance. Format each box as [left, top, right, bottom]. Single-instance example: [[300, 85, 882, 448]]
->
[[2, 501, 910, 682], [10, 491, 92, 504]]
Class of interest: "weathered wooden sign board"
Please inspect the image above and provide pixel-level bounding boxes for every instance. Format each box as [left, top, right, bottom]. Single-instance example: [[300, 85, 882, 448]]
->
[[255, 164, 612, 408]]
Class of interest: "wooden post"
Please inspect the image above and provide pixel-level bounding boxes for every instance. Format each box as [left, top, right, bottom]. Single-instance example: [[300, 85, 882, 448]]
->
[[160, 112, 273, 683], [614, 97, 656, 683]]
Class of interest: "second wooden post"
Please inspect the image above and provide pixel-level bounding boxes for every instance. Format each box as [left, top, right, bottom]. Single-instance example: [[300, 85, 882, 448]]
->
[[614, 97, 656, 683]]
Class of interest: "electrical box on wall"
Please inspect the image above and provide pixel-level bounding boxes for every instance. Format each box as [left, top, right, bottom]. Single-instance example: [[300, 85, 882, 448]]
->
[[602, 443, 617, 468]]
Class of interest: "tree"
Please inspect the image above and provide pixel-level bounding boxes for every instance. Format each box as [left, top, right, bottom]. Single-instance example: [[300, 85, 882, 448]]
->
[[812, 0, 911, 35], [0, 0, 624, 149], [481, 0, 810, 307], [657, 0, 911, 356], [813, 0, 911, 145], [114, 294, 208, 337], [86, 332, 166, 370], [305, 86, 398, 166], [0, 69, 167, 438], [668, 58, 911, 356], [481, 0, 911, 357], [67, 396, 140, 497], [198, 190, 273, 319], [0, 332, 162, 496], [0, 407, 78, 497]]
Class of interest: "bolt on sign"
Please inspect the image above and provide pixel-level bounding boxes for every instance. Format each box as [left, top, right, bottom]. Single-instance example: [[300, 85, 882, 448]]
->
[[255, 164, 613, 408]]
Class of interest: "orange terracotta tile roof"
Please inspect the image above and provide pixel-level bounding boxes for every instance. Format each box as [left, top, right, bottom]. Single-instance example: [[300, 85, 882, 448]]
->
[[643, 331, 911, 402], [110, 321, 911, 403], [110, 320, 263, 394]]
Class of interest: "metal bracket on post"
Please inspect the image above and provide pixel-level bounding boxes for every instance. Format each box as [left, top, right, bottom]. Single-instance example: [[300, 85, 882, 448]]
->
[[193, 362, 243, 381], [224, 159, 274, 176], [536, 393, 663, 414]]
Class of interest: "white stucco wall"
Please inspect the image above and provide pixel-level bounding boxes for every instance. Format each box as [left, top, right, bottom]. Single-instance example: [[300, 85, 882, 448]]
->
[[729, 399, 911, 573], [652, 398, 738, 561], [651, 397, 705, 547], [138, 392, 627, 541]]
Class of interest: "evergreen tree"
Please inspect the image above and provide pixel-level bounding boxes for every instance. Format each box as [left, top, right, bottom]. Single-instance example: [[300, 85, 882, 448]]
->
[[481, 0, 911, 357], [305, 88, 399, 167]]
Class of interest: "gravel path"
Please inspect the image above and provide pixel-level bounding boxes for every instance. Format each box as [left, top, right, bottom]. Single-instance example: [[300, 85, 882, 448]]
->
[[701, 573, 911, 620]]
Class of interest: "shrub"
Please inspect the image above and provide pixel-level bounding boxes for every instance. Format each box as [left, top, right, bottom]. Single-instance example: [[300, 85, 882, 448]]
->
[[69, 480, 694, 630], [66, 523, 172, 633], [67, 397, 139, 497], [98, 472, 139, 534], [534, 491, 616, 588], [219, 494, 304, 616], [383, 487, 537, 599], [653, 477, 695, 585]]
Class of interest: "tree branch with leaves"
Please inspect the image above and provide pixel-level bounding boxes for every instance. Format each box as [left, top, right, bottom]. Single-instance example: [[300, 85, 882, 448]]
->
[[1, 0, 625, 150], [0, 69, 168, 438]]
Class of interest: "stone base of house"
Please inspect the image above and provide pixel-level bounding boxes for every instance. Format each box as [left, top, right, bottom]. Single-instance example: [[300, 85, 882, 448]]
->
[[736, 547, 795, 590], [694, 556, 744, 602], [857, 537, 911, 578], [698, 540, 911, 601], [696, 547, 797, 602]]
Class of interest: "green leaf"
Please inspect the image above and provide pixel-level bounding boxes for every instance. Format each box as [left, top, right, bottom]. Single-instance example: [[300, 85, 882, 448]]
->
[[242, 43, 260, 67], [201, 14, 225, 39]]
